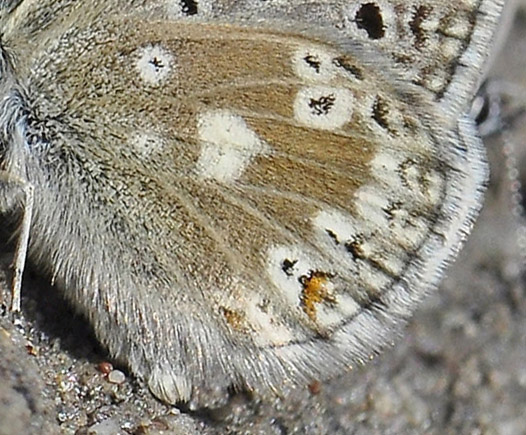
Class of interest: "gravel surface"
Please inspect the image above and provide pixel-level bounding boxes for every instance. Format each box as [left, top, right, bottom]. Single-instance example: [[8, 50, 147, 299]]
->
[[1, 3, 526, 434]]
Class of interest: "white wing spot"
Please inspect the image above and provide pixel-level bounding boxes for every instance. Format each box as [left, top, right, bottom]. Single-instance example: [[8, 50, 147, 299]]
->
[[294, 86, 353, 130], [440, 39, 463, 63], [292, 46, 337, 82], [313, 209, 358, 243], [266, 244, 359, 330], [196, 110, 270, 182], [370, 151, 405, 192], [390, 212, 429, 250], [267, 245, 318, 308], [425, 170, 444, 204], [245, 296, 295, 346], [136, 45, 174, 86], [443, 15, 471, 39], [129, 132, 164, 158], [315, 293, 361, 329], [355, 259, 392, 291], [267, 245, 338, 307], [401, 161, 422, 192], [354, 186, 390, 227]]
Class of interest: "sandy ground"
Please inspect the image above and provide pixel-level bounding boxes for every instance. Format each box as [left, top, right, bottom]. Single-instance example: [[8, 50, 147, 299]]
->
[[1, 4, 526, 434]]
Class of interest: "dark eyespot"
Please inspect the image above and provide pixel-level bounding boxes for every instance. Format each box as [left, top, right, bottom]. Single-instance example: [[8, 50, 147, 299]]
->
[[355, 3, 385, 39]]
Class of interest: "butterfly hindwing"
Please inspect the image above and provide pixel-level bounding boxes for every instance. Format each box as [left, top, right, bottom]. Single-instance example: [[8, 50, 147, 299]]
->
[[0, 0, 504, 405]]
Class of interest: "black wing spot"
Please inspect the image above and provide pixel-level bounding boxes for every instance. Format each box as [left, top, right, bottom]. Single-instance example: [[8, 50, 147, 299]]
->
[[281, 259, 298, 276], [309, 94, 336, 116], [355, 3, 385, 40], [304, 54, 322, 74]]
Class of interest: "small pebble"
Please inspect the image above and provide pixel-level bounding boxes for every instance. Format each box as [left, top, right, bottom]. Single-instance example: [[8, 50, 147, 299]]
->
[[87, 417, 120, 434], [308, 380, 322, 395], [107, 369, 126, 384], [97, 361, 113, 375]]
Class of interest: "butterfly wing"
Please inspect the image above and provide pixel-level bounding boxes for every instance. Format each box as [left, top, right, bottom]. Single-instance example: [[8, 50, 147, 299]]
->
[[0, 0, 503, 404]]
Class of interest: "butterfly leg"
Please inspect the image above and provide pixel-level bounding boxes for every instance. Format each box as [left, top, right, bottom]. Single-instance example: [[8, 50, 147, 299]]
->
[[0, 171, 33, 312]]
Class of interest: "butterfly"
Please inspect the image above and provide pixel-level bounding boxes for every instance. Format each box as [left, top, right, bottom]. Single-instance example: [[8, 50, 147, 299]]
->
[[0, 0, 504, 405]]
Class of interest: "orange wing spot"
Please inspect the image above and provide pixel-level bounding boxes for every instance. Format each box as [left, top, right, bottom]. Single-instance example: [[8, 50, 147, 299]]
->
[[300, 271, 336, 322]]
